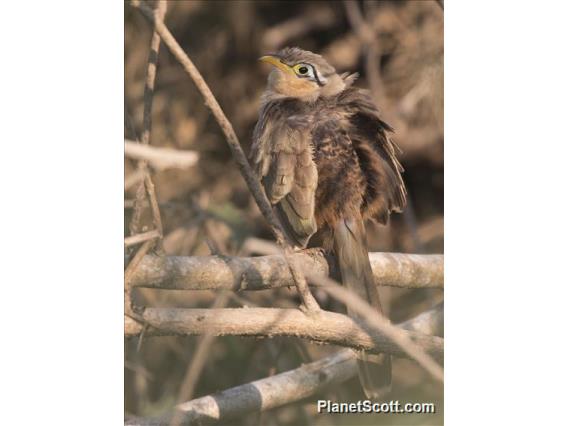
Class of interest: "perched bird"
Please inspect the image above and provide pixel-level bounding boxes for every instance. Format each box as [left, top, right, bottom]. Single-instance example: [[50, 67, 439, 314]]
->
[[251, 47, 406, 398]]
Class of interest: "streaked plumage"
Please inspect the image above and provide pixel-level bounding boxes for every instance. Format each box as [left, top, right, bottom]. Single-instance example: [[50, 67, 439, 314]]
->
[[252, 47, 406, 398]]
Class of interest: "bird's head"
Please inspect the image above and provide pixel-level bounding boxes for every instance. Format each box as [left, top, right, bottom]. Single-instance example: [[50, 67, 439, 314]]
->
[[259, 47, 346, 101]]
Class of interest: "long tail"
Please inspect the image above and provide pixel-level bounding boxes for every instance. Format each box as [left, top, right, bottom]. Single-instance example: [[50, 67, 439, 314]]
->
[[333, 216, 392, 399]]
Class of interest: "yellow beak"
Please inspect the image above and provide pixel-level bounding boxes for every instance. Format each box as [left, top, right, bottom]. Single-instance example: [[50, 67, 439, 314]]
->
[[259, 55, 293, 74]]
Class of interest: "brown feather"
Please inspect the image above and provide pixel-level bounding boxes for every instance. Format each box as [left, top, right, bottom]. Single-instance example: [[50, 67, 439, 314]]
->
[[253, 48, 406, 398]]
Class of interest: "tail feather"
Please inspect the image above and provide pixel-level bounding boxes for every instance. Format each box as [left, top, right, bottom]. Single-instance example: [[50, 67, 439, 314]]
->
[[333, 217, 392, 399]]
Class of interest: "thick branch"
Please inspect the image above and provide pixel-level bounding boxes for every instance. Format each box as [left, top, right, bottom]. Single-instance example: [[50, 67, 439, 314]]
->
[[125, 305, 443, 426], [124, 308, 443, 362], [130, 252, 444, 291]]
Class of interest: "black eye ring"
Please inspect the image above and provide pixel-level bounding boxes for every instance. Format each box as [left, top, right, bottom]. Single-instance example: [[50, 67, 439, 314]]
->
[[298, 66, 309, 75]]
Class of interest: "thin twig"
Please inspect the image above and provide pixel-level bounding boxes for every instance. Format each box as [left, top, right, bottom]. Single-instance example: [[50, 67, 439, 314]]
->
[[130, 0, 167, 239], [131, 0, 319, 312], [125, 140, 199, 171], [124, 229, 161, 248]]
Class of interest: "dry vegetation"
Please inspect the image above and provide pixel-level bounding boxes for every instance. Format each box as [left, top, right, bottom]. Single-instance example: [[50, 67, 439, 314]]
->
[[125, 1, 443, 425]]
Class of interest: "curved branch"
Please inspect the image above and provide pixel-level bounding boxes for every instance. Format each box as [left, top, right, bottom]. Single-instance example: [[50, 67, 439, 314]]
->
[[130, 252, 443, 291], [124, 308, 443, 363]]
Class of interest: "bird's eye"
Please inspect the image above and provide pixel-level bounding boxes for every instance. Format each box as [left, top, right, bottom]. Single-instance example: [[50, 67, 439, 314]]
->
[[293, 64, 311, 76]]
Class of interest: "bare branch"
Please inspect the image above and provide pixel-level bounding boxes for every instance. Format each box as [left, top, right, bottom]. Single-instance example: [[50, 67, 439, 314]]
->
[[130, 252, 444, 291], [129, 0, 167, 239], [125, 140, 199, 171], [131, 0, 319, 312], [125, 305, 442, 426], [124, 308, 443, 363], [124, 229, 161, 248]]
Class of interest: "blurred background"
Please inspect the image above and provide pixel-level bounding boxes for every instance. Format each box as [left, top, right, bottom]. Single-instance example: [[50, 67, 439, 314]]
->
[[125, 0, 443, 424]]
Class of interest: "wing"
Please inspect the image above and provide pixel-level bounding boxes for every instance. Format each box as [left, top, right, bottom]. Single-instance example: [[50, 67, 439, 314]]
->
[[251, 99, 318, 247], [339, 88, 407, 224]]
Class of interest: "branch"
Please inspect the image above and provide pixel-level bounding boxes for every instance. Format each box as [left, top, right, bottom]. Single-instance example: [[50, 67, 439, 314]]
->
[[129, 0, 167, 239], [129, 252, 444, 291], [124, 308, 443, 362], [125, 140, 199, 171], [131, 0, 320, 312], [125, 305, 443, 426], [124, 229, 161, 248]]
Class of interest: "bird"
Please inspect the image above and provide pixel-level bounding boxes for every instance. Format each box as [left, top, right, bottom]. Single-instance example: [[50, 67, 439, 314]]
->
[[251, 47, 406, 399]]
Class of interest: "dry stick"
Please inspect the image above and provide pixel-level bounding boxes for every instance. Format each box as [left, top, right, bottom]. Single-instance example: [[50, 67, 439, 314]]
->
[[171, 292, 231, 426], [125, 305, 443, 426], [131, 0, 319, 312], [124, 109, 146, 226], [140, 0, 166, 238], [129, 252, 444, 291], [124, 229, 161, 248], [129, 0, 166, 238], [124, 308, 443, 362], [125, 140, 199, 171]]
